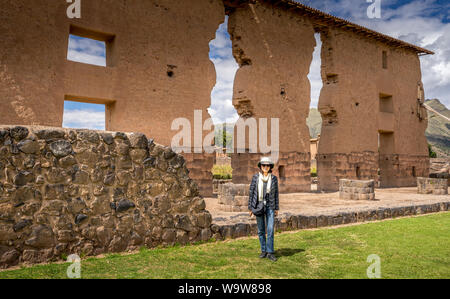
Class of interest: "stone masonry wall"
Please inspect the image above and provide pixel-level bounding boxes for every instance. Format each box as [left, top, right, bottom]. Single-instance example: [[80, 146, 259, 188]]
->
[[339, 179, 375, 200], [217, 183, 249, 212], [0, 125, 212, 269], [417, 177, 448, 195]]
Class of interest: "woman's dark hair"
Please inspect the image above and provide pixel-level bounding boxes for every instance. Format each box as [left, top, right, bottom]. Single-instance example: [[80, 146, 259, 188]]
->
[[259, 164, 274, 173]]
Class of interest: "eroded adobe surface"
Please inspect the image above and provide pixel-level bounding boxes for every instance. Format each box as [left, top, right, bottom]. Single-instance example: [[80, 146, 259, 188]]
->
[[228, 0, 316, 192], [0, 126, 212, 269]]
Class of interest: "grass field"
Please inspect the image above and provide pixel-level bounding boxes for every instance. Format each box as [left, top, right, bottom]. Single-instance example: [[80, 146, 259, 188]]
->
[[1, 212, 449, 279]]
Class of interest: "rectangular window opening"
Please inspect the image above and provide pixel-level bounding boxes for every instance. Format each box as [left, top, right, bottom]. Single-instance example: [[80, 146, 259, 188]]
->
[[67, 25, 115, 67], [379, 93, 393, 113], [63, 96, 115, 131], [382, 51, 388, 69]]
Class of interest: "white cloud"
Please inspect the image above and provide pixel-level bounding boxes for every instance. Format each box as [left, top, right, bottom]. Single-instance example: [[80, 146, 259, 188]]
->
[[63, 109, 105, 130], [209, 17, 240, 124], [308, 33, 323, 108], [297, 0, 450, 108], [67, 50, 107, 67], [67, 35, 106, 67]]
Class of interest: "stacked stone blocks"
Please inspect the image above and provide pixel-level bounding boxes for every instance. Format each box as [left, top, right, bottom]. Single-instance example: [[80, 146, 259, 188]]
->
[[217, 183, 249, 212], [417, 177, 448, 195], [339, 179, 375, 200]]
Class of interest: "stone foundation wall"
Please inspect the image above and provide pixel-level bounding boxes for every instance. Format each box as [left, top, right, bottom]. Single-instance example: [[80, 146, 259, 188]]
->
[[217, 183, 249, 212], [213, 179, 233, 195], [232, 152, 310, 193], [182, 153, 214, 197], [339, 179, 375, 200], [317, 152, 429, 191], [0, 125, 212, 269], [317, 152, 378, 191], [417, 177, 448, 195], [379, 154, 429, 188]]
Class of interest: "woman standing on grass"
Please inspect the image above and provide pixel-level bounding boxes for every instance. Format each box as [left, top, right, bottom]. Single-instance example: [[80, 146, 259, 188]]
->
[[248, 157, 279, 262]]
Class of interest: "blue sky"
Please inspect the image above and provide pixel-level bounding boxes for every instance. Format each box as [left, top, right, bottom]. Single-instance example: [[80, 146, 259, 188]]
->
[[64, 0, 450, 129], [65, 35, 107, 130]]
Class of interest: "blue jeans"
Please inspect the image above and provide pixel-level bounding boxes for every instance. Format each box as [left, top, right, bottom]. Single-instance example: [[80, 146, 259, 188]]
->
[[256, 205, 275, 254]]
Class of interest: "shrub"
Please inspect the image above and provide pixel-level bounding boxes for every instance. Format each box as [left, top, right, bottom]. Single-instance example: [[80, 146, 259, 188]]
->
[[212, 164, 233, 180], [311, 167, 317, 177], [428, 144, 437, 158]]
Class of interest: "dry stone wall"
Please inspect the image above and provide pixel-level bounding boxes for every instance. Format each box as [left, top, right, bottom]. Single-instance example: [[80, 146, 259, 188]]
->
[[218, 183, 249, 212], [0, 125, 212, 269], [339, 179, 375, 200], [417, 177, 448, 195]]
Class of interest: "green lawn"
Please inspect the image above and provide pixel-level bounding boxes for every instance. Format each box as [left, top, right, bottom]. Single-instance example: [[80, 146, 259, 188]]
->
[[1, 212, 449, 279]]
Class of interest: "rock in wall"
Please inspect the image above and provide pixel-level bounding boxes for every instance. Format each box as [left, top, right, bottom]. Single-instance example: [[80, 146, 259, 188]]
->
[[0, 125, 212, 269]]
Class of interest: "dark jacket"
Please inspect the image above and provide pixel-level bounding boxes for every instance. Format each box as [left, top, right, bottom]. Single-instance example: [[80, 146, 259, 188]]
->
[[248, 173, 279, 211]]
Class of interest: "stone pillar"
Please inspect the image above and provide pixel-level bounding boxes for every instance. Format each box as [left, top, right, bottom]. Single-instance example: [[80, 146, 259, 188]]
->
[[417, 177, 448, 195], [339, 179, 375, 200], [218, 183, 250, 212]]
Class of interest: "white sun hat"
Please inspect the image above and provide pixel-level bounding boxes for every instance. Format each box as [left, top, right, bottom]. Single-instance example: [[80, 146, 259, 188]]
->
[[258, 157, 274, 168]]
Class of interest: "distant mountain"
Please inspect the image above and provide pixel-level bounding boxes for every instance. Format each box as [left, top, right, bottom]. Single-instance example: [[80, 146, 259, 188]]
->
[[307, 99, 450, 157], [425, 99, 450, 157]]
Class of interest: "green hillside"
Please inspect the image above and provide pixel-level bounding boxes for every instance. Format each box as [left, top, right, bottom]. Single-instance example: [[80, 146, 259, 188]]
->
[[425, 99, 450, 157], [306, 99, 450, 157]]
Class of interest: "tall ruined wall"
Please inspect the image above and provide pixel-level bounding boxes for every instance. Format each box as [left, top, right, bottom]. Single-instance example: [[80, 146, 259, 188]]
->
[[317, 27, 429, 190], [0, 125, 212, 269], [228, 1, 316, 192], [0, 0, 225, 196]]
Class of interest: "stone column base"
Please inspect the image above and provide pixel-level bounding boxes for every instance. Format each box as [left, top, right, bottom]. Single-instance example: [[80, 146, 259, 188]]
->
[[339, 179, 375, 200], [217, 183, 249, 212], [417, 177, 448, 195]]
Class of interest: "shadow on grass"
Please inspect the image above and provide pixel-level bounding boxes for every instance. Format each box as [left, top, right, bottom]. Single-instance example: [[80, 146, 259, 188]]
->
[[275, 248, 305, 257]]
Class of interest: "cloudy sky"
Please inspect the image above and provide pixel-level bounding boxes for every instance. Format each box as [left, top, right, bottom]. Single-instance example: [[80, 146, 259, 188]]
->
[[64, 0, 449, 129]]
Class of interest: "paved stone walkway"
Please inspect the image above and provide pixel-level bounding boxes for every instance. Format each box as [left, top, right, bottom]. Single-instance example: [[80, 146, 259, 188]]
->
[[205, 187, 449, 240]]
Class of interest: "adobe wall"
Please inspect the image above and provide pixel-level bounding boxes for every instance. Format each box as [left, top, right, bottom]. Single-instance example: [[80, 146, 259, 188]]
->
[[0, 0, 225, 196], [317, 27, 429, 191], [227, 1, 316, 192], [0, 125, 212, 269]]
